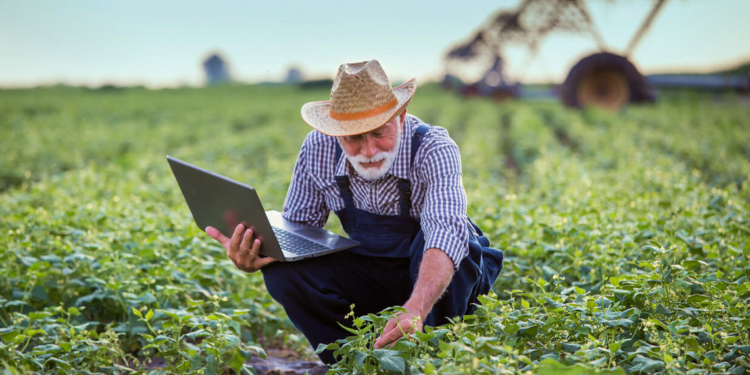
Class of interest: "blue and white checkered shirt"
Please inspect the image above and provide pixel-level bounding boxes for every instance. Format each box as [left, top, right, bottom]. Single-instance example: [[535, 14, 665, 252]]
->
[[282, 113, 469, 268]]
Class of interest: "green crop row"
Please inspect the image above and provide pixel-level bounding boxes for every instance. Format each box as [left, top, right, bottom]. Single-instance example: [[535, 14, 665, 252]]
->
[[1, 85, 748, 374], [323, 94, 750, 374]]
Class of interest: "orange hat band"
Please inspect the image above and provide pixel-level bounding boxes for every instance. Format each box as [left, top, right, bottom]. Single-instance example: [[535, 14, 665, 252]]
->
[[329, 97, 398, 121]]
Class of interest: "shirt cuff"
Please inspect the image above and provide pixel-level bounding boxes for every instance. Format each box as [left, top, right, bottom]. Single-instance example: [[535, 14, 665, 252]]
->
[[423, 229, 469, 270]]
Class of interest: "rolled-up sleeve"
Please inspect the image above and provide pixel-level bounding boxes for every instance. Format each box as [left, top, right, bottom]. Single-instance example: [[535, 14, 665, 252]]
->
[[420, 144, 469, 269], [282, 140, 330, 228]]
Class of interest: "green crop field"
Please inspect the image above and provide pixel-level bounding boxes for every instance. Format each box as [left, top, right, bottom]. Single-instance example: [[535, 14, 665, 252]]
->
[[1, 85, 749, 375]]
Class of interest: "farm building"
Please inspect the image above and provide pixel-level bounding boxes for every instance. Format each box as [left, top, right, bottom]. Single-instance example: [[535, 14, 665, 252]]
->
[[203, 53, 231, 85]]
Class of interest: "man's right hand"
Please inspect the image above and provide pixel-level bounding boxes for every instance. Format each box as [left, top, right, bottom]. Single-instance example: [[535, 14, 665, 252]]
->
[[206, 224, 276, 273]]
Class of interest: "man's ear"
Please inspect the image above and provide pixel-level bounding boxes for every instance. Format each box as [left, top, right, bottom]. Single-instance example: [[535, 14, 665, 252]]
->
[[399, 109, 407, 128]]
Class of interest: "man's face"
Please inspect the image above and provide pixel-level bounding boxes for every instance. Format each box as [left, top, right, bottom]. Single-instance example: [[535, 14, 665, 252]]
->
[[337, 110, 406, 181]]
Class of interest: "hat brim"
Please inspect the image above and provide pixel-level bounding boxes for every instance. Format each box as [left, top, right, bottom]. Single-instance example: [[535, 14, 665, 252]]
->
[[300, 79, 417, 137]]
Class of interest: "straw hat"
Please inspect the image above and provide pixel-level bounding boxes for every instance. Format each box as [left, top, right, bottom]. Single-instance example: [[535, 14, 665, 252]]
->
[[301, 60, 417, 137]]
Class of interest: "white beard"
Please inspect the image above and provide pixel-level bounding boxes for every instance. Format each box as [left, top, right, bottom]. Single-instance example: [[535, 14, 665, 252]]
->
[[338, 124, 403, 181]]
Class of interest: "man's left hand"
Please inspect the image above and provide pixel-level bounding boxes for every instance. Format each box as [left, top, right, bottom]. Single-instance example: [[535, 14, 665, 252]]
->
[[374, 305, 424, 349]]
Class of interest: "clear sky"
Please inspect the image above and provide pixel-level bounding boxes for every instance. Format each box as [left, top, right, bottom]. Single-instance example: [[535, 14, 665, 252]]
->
[[1, 0, 749, 88]]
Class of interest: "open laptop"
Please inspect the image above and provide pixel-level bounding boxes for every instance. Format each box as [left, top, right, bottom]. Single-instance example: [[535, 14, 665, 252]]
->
[[166, 156, 359, 262]]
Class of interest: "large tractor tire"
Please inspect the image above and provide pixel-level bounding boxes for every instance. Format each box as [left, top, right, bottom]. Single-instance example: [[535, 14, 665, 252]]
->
[[561, 52, 655, 110]]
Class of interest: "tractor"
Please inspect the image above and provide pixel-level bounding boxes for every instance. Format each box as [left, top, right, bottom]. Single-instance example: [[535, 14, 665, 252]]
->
[[443, 0, 749, 110]]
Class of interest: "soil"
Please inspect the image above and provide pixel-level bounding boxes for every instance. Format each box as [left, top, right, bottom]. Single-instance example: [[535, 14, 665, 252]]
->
[[140, 348, 328, 375], [248, 349, 328, 375]]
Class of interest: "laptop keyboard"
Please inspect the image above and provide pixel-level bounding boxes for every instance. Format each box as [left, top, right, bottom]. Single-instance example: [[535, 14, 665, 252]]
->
[[271, 226, 331, 255]]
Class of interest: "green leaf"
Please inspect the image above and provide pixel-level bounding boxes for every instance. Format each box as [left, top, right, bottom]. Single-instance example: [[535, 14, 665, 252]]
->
[[504, 324, 520, 334], [698, 273, 720, 283], [653, 304, 672, 315], [315, 342, 339, 355], [184, 329, 209, 340], [3, 300, 28, 308], [609, 339, 625, 354], [153, 335, 172, 343], [145, 309, 154, 320], [687, 295, 709, 306], [536, 358, 626, 375], [113, 364, 135, 373], [373, 349, 405, 374], [59, 342, 72, 352], [132, 307, 142, 318], [413, 330, 435, 342], [629, 355, 665, 373], [354, 350, 370, 369], [248, 345, 267, 360], [227, 352, 245, 374], [438, 340, 453, 357], [45, 358, 72, 374], [336, 321, 359, 335], [0, 328, 19, 342], [642, 245, 661, 254], [29, 311, 53, 320], [561, 342, 581, 353], [682, 260, 709, 270], [521, 325, 539, 337]]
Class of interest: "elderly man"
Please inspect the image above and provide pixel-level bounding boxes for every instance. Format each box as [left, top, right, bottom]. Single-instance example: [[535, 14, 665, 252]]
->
[[207, 60, 503, 364]]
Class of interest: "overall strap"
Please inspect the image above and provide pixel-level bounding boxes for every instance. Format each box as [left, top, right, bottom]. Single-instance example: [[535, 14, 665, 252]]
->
[[333, 143, 356, 209], [411, 124, 431, 170], [397, 179, 411, 218]]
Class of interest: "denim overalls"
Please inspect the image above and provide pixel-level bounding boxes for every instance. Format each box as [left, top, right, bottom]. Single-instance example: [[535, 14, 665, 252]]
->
[[262, 125, 504, 364]]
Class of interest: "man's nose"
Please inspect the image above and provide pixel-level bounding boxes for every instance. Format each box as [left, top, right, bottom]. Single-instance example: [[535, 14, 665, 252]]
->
[[361, 137, 379, 158]]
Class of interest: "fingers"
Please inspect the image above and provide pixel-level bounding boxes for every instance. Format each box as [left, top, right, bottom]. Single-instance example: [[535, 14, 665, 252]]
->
[[249, 237, 262, 259], [380, 318, 397, 339], [376, 319, 410, 349], [228, 224, 245, 258], [254, 256, 276, 269], [205, 226, 229, 245], [239, 229, 254, 254], [375, 317, 406, 349], [238, 230, 257, 268], [222, 225, 273, 273]]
